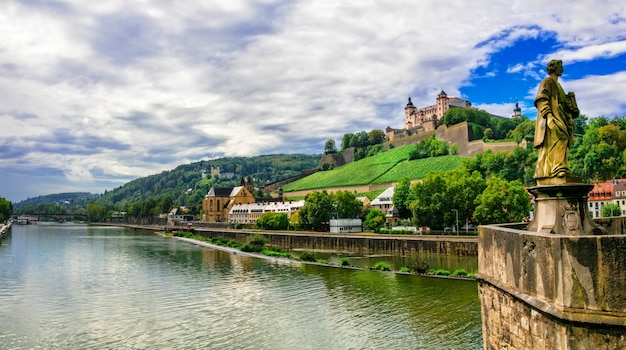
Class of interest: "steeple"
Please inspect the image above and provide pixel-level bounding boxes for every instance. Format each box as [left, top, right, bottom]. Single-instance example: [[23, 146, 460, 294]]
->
[[512, 101, 522, 118]]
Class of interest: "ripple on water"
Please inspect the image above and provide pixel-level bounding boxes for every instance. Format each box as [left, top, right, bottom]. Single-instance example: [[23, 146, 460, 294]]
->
[[0, 225, 482, 349]]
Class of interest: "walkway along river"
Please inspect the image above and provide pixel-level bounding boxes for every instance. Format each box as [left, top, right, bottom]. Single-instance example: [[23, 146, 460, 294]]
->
[[0, 223, 482, 349]]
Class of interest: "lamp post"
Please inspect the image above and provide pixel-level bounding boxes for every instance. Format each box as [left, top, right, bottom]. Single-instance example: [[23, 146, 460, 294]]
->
[[451, 209, 458, 235]]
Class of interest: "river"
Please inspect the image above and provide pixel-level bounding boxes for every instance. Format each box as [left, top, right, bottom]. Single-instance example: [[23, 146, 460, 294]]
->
[[0, 223, 482, 349]]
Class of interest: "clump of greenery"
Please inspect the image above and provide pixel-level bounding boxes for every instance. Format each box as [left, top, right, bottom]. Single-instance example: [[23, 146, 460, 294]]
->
[[262, 249, 293, 259], [452, 269, 468, 277], [378, 228, 414, 235], [339, 258, 351, 267], [254, 212, 289, 230], [299, 251, 317, 262], [242, 233, 268, 252], [400, 267, 411, 273], [432, 269, 451, 276], [414, 261, 429, 274], [373, 262, 392, 271], [316, 259, 328, 264]]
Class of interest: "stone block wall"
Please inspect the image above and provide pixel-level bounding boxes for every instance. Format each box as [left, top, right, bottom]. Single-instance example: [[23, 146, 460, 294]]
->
[[477, 224, 626, 349]]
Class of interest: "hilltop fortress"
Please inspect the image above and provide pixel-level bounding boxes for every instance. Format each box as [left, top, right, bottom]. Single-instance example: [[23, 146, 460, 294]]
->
[[386, 91, 523, 156], [320, 91, 523, 168]]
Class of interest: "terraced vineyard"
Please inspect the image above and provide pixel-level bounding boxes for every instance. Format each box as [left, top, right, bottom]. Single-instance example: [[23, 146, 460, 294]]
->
[[282, 145, 464, 192]]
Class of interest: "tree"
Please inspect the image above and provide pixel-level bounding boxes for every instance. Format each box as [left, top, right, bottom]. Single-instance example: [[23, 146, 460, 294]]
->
[[160, 195, 173, 214], [333, 190, 363, 219], [410, 169, 486, 229], [341, 133, 354, 150], [0, 197, 12, 222], [364, 208, 385, 232], [392, 178, 414, 218], [473, 177, 530, 224], [324, 139, 337, 154], [255, 212, 289, 230], [601, 203, 621, 218], [299, 191, 334, 230], [368, 129, 386, 145]]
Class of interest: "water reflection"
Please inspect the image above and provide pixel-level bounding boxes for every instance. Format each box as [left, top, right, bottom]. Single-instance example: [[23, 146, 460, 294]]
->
[[0, 224, 482, 349]]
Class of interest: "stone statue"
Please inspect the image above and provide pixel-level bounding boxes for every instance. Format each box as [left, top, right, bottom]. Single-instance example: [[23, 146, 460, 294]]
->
[[533, 59, 580, 184]]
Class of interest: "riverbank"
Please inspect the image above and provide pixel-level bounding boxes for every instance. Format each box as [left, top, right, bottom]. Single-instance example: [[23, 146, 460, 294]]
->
[[0, 220, 11, 242], [168, 232, 476, 281], [113, 223, 478, 256]]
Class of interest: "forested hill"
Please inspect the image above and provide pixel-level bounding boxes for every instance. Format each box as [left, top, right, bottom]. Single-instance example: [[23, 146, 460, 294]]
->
[[92, 153, 321, 210], [14, 192, 98, 209]]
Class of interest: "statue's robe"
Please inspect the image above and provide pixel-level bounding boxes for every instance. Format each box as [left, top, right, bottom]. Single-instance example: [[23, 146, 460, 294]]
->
[[533, 77, 576, 179]]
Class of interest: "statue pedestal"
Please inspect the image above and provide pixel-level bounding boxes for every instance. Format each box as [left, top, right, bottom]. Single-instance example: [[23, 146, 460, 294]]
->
[[526, 183, 606, 235]]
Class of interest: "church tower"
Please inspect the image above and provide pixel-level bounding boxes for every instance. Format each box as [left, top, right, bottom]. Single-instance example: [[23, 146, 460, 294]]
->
[[404, 97, 417, 130], [512, 101, 522, 118], [435, 90, 449, 121]]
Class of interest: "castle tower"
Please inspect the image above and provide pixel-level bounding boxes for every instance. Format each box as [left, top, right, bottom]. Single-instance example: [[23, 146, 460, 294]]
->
[[512, 101, 522, 118], [404, 97, 417, 129], [435, 90, 449, 120]]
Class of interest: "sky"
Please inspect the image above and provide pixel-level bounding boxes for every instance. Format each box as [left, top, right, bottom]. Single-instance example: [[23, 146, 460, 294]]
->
[[1, 0, 626, 202]]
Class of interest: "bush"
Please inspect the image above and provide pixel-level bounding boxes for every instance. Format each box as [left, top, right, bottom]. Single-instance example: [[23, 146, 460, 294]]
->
[[246, 233, 268, 247], [316, 259, 328, 264], [414, 261, 429, 274], [299, 251, 317, 262], [433, 269, 451, 276], [373, 262, 392, 271], [452, 269, 468, 276], [400, 267, 411, 273], [339, 258, 351, 267], [241, 244, 264, 253], [262, 249, 293, 259]]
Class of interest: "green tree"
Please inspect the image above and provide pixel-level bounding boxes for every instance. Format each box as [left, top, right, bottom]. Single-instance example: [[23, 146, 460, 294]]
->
[[364, 208, 385, 232], [255, 212, 289, 230], [341, 133, 354, 150], [324, 139, 337, 154], [601, 203, 621, 218], [160, 195, 174, 214], [333, 190, 363, 219], [473, 177, 530, 224], [368, 129, 386, 145], [0, 197, 12, 222], [299, 191, 334, 230], [392, 177, 414, 218], [410, 169, 486, 229]]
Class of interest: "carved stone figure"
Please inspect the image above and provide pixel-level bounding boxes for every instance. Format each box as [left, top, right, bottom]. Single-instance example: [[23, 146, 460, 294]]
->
[[533, 59, 580, 184]]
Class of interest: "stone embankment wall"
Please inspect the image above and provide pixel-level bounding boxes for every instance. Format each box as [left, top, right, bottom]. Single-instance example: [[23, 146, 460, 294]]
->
[[193, 228, 478, 255]]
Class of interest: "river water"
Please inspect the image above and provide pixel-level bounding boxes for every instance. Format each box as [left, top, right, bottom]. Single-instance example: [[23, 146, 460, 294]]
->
[[0, 224, 482, 349]]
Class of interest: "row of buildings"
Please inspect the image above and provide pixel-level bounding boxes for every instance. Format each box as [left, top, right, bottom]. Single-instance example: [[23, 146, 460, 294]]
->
[[182, 176, 626, 229]]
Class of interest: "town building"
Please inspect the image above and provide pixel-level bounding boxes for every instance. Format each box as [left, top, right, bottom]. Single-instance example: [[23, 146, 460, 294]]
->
[[330, 219, 363, 233], [202, 177, 256, 222], [228, 200, 305, 225]]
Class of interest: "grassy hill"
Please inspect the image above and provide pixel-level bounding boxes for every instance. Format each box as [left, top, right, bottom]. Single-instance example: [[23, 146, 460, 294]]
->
[[283, 145, 464, 192]]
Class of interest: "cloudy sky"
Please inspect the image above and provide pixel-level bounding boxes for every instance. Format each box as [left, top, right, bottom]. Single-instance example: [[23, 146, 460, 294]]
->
[[1, 0, 626, 202]]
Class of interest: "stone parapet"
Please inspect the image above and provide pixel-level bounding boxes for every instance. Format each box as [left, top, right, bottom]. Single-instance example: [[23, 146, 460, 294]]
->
[[477, 224, 626, 349]]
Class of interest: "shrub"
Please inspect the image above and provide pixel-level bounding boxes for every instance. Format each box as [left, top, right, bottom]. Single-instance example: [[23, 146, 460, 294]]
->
[[373, 262, 391, 271], [339, 258, 351, 267], [299, 251, 317, 262], [433, 269, 451, 276], [400, 267, 411, 273], [316, 259, 328, 264], [246, 233, 268, 247], [241, 244, 264, 253], [452, 269, 468, 276], [414, 261, 429, 274], [262, 250, 293, 259]]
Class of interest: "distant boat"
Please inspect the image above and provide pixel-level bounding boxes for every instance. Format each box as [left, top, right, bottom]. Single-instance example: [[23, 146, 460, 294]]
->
[[16, 216, 30, 225]]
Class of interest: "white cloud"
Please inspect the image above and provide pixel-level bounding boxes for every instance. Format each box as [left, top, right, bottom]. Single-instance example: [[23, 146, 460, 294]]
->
[[1, 0, 626, 201]]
